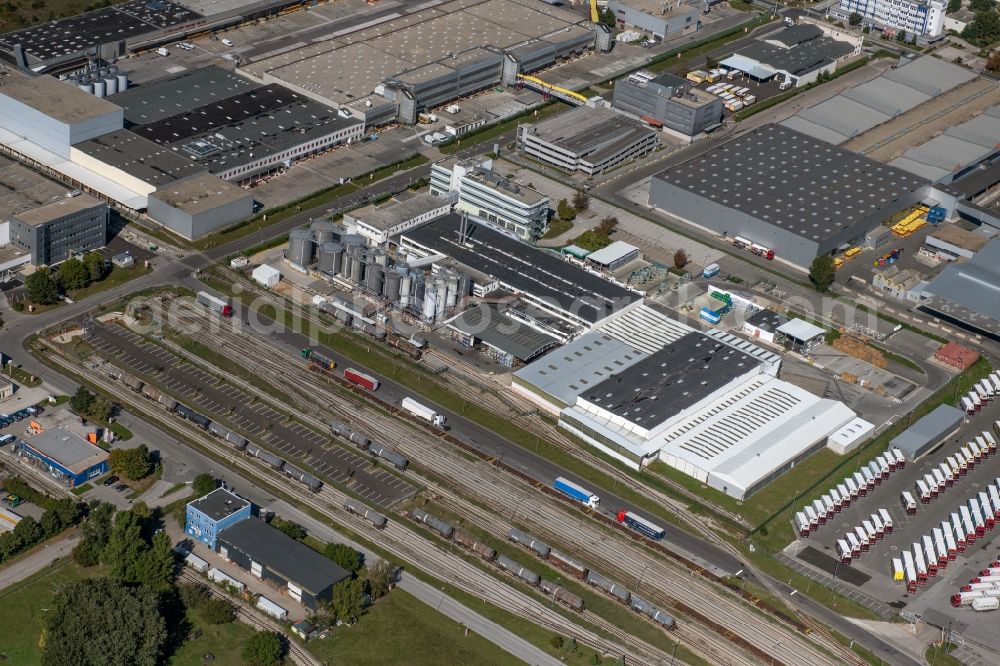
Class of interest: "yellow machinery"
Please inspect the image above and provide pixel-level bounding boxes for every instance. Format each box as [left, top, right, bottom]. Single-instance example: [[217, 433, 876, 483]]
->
[[590, 0, 600, 23]]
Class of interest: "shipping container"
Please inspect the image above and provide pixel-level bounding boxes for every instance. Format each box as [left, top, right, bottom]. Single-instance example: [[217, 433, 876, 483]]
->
[[913, 545, 927, 583], [891, 557, 904, 582], [846, 477, 860, 499], [836, 539, 852, 564], [933, 528, 947, 566], [197, 291, 233, 317], [256, 596, 288, 620], [855, 526, 870, 551], [846, 532, 861, 557], [861, 467, 875, 489], [804, 505, 819, 527], [822, 494, 835, 518], [837, 483, 852, 507], [208, 568, 245, 594], [862, 520, 877, 544], [983, 431, 997, 455], [973, 596, 999, 611], [916, 479, 932, 503], [963, 396, 977, 415], [813, 499, 828, 524], [953, 590, 983, 606], [830, 487, 843, 510], [901, 491, 917, 515], [879, 508, 893, 533], [942, 523, 957, 559], [344, 367, 380, 391], [932, 467, 946, 491], [795, 511, 810, 537], [871, 513, 885, 538], [184, 552, 209, 573], [892, 448, 905, 467]]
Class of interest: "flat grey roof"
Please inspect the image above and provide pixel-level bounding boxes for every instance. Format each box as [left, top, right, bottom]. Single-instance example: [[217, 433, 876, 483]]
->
[[218, 518, 350, 595], [0, 156, 73, 221], [889, 106, 1000, 183], [448, 303, 558, 361], [151, 172, 251, 216], [348, 192, 450, 231], [745, 308, 789, 333], [110, 66, 262, 125], [922, 237, 1000, 323], [402, 213, 641, 324], [22, 425, 108, 474], [780, 56, 975, 145], [514, 331, 647, 408], [764, 23, 823, 48], [0, 74, 121, 125], [736, 34, 853, 77], [889, 404, 965, 459], [463, 168, 548, 206], [581, 332, 761, 428], [188, 488, 251, 521], [13, 193, 105, 227], [527, 106, 655, 157], [73, 129, 206, 187], [653, 124, 927, 243]]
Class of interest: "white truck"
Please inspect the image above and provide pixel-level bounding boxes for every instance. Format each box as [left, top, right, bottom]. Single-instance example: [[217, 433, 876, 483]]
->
[[402, 397, 446, 428]]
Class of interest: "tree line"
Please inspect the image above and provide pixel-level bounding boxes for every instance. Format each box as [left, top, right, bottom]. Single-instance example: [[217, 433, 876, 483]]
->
[[0, 477, 82, 563], [24, 253, 109, 306]]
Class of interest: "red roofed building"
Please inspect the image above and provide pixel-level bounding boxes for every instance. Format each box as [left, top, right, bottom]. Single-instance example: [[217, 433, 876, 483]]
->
[[935, 341, 979, 371]]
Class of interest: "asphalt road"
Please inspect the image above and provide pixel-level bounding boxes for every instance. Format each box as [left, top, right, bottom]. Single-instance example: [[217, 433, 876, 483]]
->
[[0, 533, 79, 591]]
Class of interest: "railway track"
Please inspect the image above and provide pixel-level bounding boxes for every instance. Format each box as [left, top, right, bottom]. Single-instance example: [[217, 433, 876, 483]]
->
[[43, 346, 664, 666], [176, 570, 317, 666], [149, 299, 862, 666]]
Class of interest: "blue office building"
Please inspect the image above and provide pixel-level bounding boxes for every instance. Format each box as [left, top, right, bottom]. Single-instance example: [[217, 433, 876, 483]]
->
[[185, 488, 252, 549], [17, 426, 109, 488]]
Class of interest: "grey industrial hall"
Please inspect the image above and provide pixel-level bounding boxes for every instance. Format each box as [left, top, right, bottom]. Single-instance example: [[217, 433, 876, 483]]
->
[[648, 124, 928, 269]]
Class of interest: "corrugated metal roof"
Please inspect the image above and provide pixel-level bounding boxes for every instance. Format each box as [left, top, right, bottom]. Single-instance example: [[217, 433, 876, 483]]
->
[[923, 238, 1000, 321], [447, 303, 558, 362], [889, 404, 965, 460]]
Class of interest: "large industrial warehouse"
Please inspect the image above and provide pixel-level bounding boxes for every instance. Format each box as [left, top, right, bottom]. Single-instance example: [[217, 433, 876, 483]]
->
[[514, 304, 858, 499], [649, 123, 929, 269], [240, 0, 602, 125]]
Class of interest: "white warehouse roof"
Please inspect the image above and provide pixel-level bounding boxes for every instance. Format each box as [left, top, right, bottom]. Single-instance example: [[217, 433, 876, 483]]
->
[[594, 304, 695, 354], [586, 240, 639, 267], [776, 318, 825, 342]]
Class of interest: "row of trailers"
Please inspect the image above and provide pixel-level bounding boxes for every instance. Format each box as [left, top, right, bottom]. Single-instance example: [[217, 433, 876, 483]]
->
[[951, 560, 1000, 610], [407, 508, 676, 629], [960, 373, 1000, 414], [108, 367, 324, 493], [895, 477, 1000, 595], [909, 429, 997, 504], [834, 508, 893, 564], [795, 447, 905, 537]]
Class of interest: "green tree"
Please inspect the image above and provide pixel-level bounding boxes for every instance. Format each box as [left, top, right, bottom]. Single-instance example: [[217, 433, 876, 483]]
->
[[572, 189, 590, 211], [41, 578, 166, 666], [963, 10, 1000, 45], [330, 578, 366, 624], [73, 501, 116, 567], [987, 50, 1000, 71], [90, 396, 114, 423], [367, 559, 396, 600], [242, 631, 285, 666], [673, 249, 688, 269], [970, 0, 994, 11], [178, 582, 211, 610], [83, 252, 107, 283], [69, 386, 94, 416], [40, 499, 82, 537], [192, 473, 218, 497], [26, 269, 59, 304], [197, 597, 236, 624], [134, 531, 175, 591], [270, 517, 306, 541], [104, 509, 148, 583], [808, 255, 836, 293], [57, 257, 90, 291], [109, 444, 154, 481], [556, 198, 576, 222], [324, 542, 364, 573], [947, 0, 963, 12], [848, 12, 863, 25], [600, 7, 616, 29]]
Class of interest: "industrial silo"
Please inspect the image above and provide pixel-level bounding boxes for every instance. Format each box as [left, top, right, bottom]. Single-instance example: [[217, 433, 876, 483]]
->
[[317, 242, 341, 274], [365, 263, 383, 295], [349, 247, 364, 284], [399, 272, 412, 308], [434, 277, 447, 319], [423, 282, 437, 322], [457, 273, 471, 300], [384, 268, 402, 303], [93, 78, 106, 97], [445, 274, 459, 308], [287, 228, 314, 268], [411, 272, 425, 309], [311, 220, 337, 245], [341, 253, 354, 279], [78, 76, 93, 94], [116, 71, 129, 92], [103, 73, 118, 95]]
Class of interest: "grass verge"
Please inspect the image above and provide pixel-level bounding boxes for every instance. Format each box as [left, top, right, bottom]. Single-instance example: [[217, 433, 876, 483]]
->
[[923, 643, 963, 666], [541, 218, 573, 240]]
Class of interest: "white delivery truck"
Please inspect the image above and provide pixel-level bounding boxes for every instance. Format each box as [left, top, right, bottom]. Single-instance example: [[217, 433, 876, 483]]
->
[[401, 397, 447, 428]]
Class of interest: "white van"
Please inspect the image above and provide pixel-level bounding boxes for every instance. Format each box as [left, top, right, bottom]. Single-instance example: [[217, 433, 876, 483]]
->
[[221, 38, 235, 47], [779, 79, 793, 91], [156, 47, 169, 57]]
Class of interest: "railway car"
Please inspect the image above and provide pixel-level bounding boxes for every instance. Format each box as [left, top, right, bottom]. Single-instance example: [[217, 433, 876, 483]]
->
[[175, 403, 210, 430], [411, 508, 455, 539], [538, 582, 584, 611], [453, 529, 496, 561], [114, 371, 144, 392], [302, 348, 336, 370], [496, 555, 540, 586], [140, 384, 178, 411], [616, 510, 665, 540], [547, 549, 589, 579], [208, 422, 248, 450], [283, 463, 323, 492], [343, 499, 387, 528], [367, 442, 408, 471], [629, 595, 675, 628], [246, 443, 285, 471], [387, 335, 422, 360], [508, 528, 551, 559], [329, 420, 370, 449], [585, 570, 631, 604]]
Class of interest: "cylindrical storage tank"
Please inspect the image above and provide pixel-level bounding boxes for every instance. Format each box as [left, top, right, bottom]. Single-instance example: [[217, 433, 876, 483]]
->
[[349, 250, 364, 283], [92, 79, 106, 97], [117, 72, 128, 92], [434, 277, 446, 317], [78, 79, 94, 94], [317, 242, 340, 274], [422, 284, 436, 321], [365, 263, 383, 295], [311, 220, 336, 245], [341, 253, 354, 279], [540, 579, 559, 595], [287, 229, 314, 267], [384, 269, 402, 303], [104, 76, 118, 95], [457, 273, 471, 300], [446, 275, 458, 308]]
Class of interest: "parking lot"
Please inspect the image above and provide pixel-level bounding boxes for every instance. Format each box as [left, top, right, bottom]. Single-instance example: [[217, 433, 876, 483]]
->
[[688, 70, 793, 116], [85, 322, 416, 507], [785, 401, 1000, 615]]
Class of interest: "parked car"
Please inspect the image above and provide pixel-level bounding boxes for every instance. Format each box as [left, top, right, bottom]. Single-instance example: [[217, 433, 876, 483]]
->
[[103, 476, 119, 487], [221, 38, 235, 47], [115, 484, 128, 492], [177, 42, 195, 50]]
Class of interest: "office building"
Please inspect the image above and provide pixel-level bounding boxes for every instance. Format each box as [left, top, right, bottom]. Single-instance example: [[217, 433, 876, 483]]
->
[[345, 193, 453, 246], [649, 124, 928, 269], [612, 71, 723, 139], [16, 426, 109, 488], [9, 193, 108, 265], [217, 518, 351, 609], [430, 156, 550, 242], [185, 488, 253, 550], [606, 0, 701, 41], [837, 0, 945, 37], [518, 107, 659, 175]]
